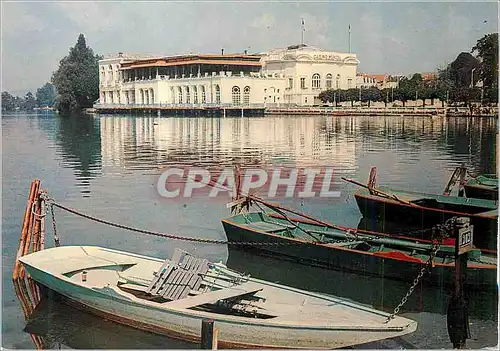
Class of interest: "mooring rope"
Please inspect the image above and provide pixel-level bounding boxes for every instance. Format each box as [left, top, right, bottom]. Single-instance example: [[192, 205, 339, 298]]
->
[[44, 198, 324, 246]]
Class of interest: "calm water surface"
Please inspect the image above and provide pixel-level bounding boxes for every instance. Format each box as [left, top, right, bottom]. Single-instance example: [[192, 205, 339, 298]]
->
[[2, 112, 498, 349]]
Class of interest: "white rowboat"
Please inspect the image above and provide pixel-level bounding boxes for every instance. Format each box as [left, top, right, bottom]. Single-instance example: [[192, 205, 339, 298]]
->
[[19, 245, 418, 349]]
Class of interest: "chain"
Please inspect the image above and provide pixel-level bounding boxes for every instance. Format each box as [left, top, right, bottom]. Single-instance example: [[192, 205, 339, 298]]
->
[[49, 203, 60, 247], [385, 221, 453, 323]]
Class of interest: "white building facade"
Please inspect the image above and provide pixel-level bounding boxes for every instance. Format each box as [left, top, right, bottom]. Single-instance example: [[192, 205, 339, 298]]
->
[[98, 54, 286, 108], [97, 44, 358, 108], [260, 44, 359, 106]]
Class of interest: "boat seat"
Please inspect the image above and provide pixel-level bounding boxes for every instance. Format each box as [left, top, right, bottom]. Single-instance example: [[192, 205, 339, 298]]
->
[[145, 249, 210, 301]]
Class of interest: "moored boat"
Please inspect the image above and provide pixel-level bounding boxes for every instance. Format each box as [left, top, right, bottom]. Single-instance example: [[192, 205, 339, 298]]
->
[[221, 212, 497, 288], [464, 174, 498, 201], [19, 245, 418, 349], [352, 185, 498, 249]]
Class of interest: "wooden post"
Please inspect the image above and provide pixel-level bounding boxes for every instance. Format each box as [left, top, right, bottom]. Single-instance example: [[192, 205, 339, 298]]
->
[[447, 217, 471, 349], [200, 319, 217, 349]]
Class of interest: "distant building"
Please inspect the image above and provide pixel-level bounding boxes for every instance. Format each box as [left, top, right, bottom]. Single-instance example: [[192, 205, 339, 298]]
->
[[99, 52, 285, 107], [261, 44, 359, 106], [356, 73, 402, 89], [97, 44, 359, 108]]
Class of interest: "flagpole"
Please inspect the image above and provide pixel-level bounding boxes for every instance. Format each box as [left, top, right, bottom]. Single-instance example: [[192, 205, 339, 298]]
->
[[348, 24, 351, 53], [301, 18, 304, 45]]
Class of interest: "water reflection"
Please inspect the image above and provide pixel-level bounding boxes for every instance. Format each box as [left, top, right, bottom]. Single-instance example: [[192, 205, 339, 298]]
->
[[97, 115, 496, 175], [36, 112, 102, 196], [24, 296, 195, 349]]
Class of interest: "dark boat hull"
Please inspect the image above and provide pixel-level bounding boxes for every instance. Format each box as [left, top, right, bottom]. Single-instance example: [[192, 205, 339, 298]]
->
[[221, 219, 497, 288], [464, 184, 498, 201], [354, 193, 498, 250]]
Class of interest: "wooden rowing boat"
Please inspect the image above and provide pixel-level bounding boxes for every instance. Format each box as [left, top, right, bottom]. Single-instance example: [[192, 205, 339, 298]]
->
[[221, 212, 497, 288], [464, 174, 498, 201], [351, 185, 498, 249], [19, 245, 418, 349]]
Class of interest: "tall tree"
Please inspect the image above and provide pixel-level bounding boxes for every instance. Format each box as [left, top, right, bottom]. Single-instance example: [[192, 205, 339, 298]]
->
[[51, 34, 102, 112], [449, 52, 480, 88], [23, 92, 37, 110], [36, 82, 56, 107], [2, 92, 15, 111], [472, 33, 498, 90]]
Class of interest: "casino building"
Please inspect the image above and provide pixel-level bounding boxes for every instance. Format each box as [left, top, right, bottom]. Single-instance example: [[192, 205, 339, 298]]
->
[[97, 44, 359, 108]]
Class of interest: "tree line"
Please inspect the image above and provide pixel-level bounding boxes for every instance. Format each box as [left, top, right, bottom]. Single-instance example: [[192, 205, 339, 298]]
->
[[2, 34, 101, 114], [319, 33, 498, 107], [2, 83, 56, 111]]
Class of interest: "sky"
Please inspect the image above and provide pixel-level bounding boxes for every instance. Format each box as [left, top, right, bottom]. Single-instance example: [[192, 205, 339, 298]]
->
[[1, 1, 498, 95]]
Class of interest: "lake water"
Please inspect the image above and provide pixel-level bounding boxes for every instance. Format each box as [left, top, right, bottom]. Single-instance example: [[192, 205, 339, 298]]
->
[[2, 112, 498, 349]]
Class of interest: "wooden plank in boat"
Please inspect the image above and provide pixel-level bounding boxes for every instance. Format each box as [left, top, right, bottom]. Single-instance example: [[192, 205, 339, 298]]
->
[[166, 282, 264, 309], [146, 249, 183, 294]]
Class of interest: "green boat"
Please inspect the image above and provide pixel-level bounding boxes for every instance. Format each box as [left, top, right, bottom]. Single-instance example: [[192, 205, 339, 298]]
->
[[464, 174, 498, 201], [221, 212, 497, 288]]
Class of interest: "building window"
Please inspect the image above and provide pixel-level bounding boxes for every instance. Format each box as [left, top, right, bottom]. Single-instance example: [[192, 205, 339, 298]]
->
[[300, 77, 306, 89], [193, 86, 198, 104], [326, 74, 332, 89], [336, 74, 340, 89], [243, 86, 250, 105], [288, 78, 293, 89], [232, 86, 241, 105], [186, 86, 190, 104], [215, 85, 220, 104], [150, 89, 154, 104], [178, 87, 183, 103], [201, 86, 206, 103], [171, 87, 175, 103], [347, 78, 352, 89], [312, 74, 320, 89]]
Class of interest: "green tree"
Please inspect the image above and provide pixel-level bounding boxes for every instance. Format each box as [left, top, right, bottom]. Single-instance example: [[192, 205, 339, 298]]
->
[[36, 82, 56, 107], [51, 34, 102, 112], [2, 92, 15, 111], [472, 33, 498, 90], [23, 92, 37, 110], [449, 52, 480, 88]]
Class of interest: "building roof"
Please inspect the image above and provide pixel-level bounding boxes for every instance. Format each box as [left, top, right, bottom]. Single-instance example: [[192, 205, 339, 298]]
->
[[120, 54, 262, 70]]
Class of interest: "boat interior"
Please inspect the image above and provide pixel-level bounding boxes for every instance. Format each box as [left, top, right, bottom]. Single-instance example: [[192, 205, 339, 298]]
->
[[228, 212, 496, 265], [62, 248, 280, 320]]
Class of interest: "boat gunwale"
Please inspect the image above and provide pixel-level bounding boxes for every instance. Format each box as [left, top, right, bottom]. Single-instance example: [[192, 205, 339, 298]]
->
[[20, 246, 414, 329], [220, 216, 496, 270]]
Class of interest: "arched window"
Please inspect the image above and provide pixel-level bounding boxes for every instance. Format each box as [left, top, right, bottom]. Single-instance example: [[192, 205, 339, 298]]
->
[[243, 86, 250, 105], [144, 90, 149, 105], [201, 86, 206, 103], [232, 86, 241, 105], [215, 85, 221, 104], [326, 74, 333, 89], [312, 74, 320, 89], [178, 87, 183, 103], [336, 74, 341, 89], [186, 86, 191, 104], [193, 86, 198, 104]]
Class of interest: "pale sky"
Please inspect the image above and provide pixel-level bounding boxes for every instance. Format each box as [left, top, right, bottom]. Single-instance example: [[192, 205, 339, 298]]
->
[[1, 1, 497, 95]]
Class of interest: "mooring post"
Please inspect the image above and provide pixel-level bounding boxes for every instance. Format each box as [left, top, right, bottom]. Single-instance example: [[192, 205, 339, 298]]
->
[[200, 318, 217, 349], [447, 217, 472, 349]]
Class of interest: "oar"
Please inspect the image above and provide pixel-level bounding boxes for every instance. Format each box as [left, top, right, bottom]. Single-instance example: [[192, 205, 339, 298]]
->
[[341, 177, 415, 206]]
